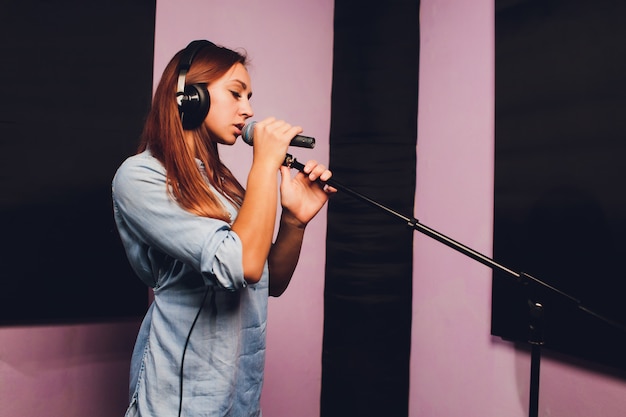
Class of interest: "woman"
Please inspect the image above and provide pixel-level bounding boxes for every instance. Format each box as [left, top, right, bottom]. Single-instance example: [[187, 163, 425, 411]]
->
[[112, 40, 333, 417]]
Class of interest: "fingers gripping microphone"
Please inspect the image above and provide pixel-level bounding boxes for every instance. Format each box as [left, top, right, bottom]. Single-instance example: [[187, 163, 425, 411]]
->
[[242, 122, 316, 148]]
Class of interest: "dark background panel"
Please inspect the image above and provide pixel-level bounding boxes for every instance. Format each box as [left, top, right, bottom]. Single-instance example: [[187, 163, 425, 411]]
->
[[493, 0, 626, 372], [0, 0, 155, 324], [322, 0, 419, 416]]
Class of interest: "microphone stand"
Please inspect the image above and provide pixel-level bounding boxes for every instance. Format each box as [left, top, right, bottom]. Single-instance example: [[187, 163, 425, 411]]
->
[[283, 153, 626, 417]]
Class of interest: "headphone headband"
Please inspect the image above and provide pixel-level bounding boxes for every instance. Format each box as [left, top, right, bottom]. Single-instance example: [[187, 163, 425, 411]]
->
[[176, 40, 215, 100]]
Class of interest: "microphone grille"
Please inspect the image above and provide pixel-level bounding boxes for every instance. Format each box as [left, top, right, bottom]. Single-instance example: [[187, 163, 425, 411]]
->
[[241, 122, 256, 146]]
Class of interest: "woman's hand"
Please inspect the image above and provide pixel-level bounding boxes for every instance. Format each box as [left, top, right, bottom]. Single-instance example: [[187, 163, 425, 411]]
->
[[249, 117, 302, 171], [279, 160, 336, 227], [269, 160, 335, 296]]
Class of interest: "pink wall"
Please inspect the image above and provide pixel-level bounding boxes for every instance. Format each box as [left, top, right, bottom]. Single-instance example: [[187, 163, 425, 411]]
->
[[0, 320, 140, 416], [411, 0, 626, 416], [2, 1, 626, 417]]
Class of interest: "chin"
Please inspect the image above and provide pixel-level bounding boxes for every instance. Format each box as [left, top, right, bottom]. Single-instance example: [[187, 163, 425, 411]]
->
[[218, 137, 237, 146]]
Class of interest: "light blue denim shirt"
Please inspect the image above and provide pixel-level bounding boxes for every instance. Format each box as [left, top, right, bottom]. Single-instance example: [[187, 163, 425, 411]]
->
[[112, 150, 267, 417]]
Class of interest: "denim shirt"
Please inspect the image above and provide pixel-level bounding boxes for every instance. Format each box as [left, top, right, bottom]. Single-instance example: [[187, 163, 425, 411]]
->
[[112, 150, 267, 417]]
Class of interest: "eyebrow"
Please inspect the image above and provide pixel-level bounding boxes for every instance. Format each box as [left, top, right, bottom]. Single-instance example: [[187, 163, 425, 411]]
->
[[230, 79, 248, 91]]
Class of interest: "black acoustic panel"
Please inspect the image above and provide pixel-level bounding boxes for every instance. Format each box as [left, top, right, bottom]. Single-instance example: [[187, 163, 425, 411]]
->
[[0, 0, 156, 324], [493, 0, 626, 372], [322, 0, 419, 416]]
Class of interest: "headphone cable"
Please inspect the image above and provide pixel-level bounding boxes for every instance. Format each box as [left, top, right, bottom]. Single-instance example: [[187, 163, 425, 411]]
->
[[178, 285, 211, 417]]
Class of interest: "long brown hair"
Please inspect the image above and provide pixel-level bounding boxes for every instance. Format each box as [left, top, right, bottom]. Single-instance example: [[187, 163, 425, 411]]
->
[[139, 42, 247, 222]]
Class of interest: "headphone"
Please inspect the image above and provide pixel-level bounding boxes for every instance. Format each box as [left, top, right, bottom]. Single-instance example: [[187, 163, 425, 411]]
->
[[176, 40, 216, 130]]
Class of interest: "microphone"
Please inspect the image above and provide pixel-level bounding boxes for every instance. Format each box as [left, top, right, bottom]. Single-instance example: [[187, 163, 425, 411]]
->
[[241, 122, 316, 149]]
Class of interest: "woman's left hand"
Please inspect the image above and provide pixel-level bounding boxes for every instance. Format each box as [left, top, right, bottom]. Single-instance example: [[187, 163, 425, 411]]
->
[[279, 160, 336, 226]]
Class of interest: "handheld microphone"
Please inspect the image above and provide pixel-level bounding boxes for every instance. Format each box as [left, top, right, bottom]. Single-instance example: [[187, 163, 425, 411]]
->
[[241, 122, 316, 149]]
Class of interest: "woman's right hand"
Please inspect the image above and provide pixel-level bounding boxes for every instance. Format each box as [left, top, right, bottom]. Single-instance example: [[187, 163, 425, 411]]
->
[[248, 117, 303, 171]]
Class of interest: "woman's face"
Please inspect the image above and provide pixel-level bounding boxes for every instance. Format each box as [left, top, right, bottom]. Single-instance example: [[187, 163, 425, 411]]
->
[[204, 63, 254, 145]]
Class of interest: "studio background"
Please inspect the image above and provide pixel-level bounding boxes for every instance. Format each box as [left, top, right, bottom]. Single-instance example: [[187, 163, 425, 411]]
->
[[1, 0, 626, 416]]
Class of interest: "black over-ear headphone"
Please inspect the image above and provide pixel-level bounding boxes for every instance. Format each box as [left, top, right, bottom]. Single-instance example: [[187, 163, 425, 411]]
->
[[176, 40, 216, 130]]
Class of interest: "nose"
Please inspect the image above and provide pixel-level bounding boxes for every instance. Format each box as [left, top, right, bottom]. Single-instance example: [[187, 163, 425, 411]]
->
[[241, 98, 254, 119]]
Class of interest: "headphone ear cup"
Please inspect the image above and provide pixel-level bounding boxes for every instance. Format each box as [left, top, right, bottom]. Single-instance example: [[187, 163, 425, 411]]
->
[[180, 83, 210, 130]]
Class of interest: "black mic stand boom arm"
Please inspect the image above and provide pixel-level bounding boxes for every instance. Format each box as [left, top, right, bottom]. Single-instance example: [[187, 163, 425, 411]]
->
[[283, 153, 626, 417]]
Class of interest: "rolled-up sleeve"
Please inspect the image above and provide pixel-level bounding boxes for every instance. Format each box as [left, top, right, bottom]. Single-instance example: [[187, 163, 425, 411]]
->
[[112, 152, 247, 290]]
